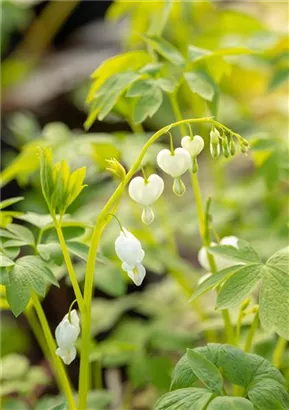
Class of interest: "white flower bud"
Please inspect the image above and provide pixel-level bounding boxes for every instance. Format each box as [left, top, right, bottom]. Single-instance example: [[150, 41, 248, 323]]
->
[[210, 128, 220, 145], [198, 236, 240, 272], [157, 148, 191, 178], [55, 310, 80, 365], [181, 135, 204, 157], [128, 174, 164, 206], [141, 206, 154, 225], [115, 228, 146, 286]]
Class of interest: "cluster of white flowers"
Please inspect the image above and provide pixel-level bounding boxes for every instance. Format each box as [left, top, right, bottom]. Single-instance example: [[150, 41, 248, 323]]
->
[[55, 310, 80, 365], [128, 134, 205, 224]]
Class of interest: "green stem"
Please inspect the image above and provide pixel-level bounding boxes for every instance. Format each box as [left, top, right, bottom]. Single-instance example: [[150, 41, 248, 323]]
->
[[170, 95, 234, 344], [52, 214, 84, 313], [273, 336, 287, 369], [78, 116, 242, 408], [31, 292, 76, 410], [244, 308, 259, 352]]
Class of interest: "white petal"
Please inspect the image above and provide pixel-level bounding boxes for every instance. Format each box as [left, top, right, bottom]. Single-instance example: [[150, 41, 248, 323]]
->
[[181, 135, 204, 156], [126, 263, 146, 286], [220, 236, 239, 247], [157, 148, 191, 178], [115, 228, 144, 266], [55, 318, 80, 349], [198, 242, 216, 271], [128, 174, 164, 206], [63, 309, 80, 331], [56, 346, 77, 365]]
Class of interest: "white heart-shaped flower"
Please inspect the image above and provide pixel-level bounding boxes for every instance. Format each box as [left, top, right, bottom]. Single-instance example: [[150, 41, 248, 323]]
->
[[128, 174, 164, 206], [181, 135, 204, 157], [55, 310, 80, 365], [157, 148, 191, 178], [198, 236, 240, 272], [115, 228, 146, 286]]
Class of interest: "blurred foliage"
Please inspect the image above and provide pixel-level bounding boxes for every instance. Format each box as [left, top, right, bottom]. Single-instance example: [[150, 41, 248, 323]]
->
[[1, 0, 288, 408]]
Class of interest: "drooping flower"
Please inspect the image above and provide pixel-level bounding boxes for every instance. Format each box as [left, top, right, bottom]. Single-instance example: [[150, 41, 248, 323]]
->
[[157, 148, 191, 196], [181, 135, 204, 157], [157, 148, 191, 178], [198, 236, 240, 272], [128, 174, 164, 224], [115, 228, 146, 286], [55, 310, 80, 365]]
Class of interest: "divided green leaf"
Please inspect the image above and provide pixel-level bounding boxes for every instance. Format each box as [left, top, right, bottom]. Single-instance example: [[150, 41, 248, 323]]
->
[[207, 396, 254, 410], [154, 387, 213, 410], [5, 256, 59, 316], [184, 72, 215, 101], [142, 35, 185, 66], [186, 349, 223, 395]]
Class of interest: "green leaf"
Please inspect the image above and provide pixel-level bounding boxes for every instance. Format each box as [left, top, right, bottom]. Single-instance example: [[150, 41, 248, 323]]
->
[[37, 243, 63, 266], [90, 72, 140, 123], [190, 265, 244, 301], [126, 78, 156, 97], [188, 45, 210, 61], [5, 224, 35, 246], [0, 253, 15, 267], [186, 349, 223, 395], [17, 212, 53, 228], [171, 343, 288, 409], [248, 379, 289, 410], [154, 387, 213, 410], [268, 68, 289, 91], [155, 78, 177, 93], [0, 267, 10, 285], [184, 72, 215, 101], [132, 88, 163, 124], [266, 246, 289, 274], [2, 399, 29, 410], [216, 264, 263, 309], [207, 396, 254, 410], [5, 256, 59, 316], [142, 35, 185, 66], [0, 197, 24, 210], [259, 265, 289, 339], [208, 239, 261, 264], [50, 405, 67, 410]]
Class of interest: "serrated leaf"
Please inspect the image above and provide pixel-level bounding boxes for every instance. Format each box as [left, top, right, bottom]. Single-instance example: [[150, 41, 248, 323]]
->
[[5, 256, 59, 316], [133, 88, 163, 124], [186, 349, 223, 395], [154, 387, 213, 410], [216, 264, 263, 309], [184, 72, 215, 101], [208, 239, 261, 264], [143, 35, 185, 66], [207, 396, 254, 410], [0, 197, 24, 210], [259, 266, 289, 339], [190, 265, 244, 301]]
